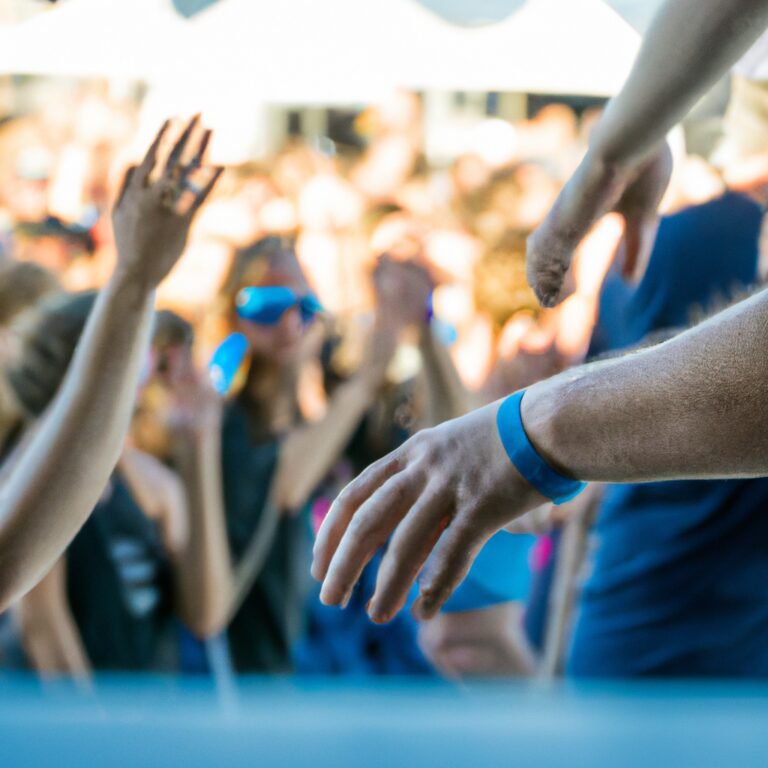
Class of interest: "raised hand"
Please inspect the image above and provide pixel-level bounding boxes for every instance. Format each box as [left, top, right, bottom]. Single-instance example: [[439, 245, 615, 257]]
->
[[112, 116, 224, 289], [526, 142, 672, 307], [311, 400, 548, 623], [370, 253, 433, 330], [165, 347, 223, 437]]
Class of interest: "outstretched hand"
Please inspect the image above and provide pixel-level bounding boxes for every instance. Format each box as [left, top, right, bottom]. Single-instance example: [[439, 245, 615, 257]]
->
[[527, 141, 672, 307], [112, 116, 224, 290], [311, 400, 548, 623]]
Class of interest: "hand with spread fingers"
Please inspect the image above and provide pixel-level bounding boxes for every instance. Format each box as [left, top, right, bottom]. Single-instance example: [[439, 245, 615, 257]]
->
[[113, 115, 223, 289], [312, 400, 548, 623], [0, 117, 224, 611]]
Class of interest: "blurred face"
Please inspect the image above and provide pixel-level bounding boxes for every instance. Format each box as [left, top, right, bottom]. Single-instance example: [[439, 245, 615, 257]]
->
[[235, 267, 313, 366]]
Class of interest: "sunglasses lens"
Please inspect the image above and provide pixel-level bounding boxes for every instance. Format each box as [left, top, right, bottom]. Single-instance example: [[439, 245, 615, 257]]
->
[[299, 294, 323, 323], [236, 286, 298, 325]]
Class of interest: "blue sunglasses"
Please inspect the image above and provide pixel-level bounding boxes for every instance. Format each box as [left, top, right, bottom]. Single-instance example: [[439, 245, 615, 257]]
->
[[208, 289, 324, 395], [236, 286, 324, 326]]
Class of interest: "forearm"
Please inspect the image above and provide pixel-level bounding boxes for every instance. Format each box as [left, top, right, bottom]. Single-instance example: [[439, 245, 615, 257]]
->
[[171, 426, 233, 637], [276, 372, 382, 511], [418, 326, 470, 426], [0, 273, 154, 610], [592, 0, 768, 167], [523, 288, 768, 482], [17, 562, 91, 678]]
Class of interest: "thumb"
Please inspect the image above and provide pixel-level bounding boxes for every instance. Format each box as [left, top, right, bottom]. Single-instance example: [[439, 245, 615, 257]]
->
[[619, 212, 659, 280]]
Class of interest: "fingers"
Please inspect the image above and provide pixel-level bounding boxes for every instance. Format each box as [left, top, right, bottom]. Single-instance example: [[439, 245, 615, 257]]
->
[[175, 129, 213, 191], [318, 467, 424, 608], [135, 119, 170, 187], [526, 226, 572, 308], [188, 128, 212, 173], [311, 453, 402, 581], [367, 483, 453, 623], [114, 165, 137, 208], [163, 114, 200, 180], [412, 516, 492, 621], [185, 166, 224, 219]]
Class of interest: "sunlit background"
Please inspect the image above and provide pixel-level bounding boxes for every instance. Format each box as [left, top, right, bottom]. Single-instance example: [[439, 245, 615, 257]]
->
[[0, 2, 766, 766]]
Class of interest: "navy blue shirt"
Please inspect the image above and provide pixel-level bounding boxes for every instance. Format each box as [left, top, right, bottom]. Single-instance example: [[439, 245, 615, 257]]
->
[[569, 192, 768, 678]]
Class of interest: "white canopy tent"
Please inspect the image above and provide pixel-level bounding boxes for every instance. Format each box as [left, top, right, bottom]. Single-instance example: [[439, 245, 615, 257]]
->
[[181, 0, 639, 100], [405, 0, 641, 97], [0, 0, 639, 99], [0, 0, 188, 80]]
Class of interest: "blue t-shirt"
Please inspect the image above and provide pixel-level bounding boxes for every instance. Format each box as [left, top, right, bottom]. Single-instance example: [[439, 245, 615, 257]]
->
[[294, 533, 535, 676], [569, 191, 768, 678], [442, 532, 535, 613]]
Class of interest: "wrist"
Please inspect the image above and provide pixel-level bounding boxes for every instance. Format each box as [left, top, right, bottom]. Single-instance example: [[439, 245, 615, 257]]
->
[[171, 411, 222, 443], [518, 380, 582, 482], [359, 362, 388, 393], [108, 266, 157, 308]]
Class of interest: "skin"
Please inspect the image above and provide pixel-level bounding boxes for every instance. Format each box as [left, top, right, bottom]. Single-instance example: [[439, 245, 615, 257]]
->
[[165, 366, 234, 638], [312, 0, 768, 623], [314, 285, 768, 622], [527, 0, 768, 306], [0, 117, 223, 612], [418, 602, 535, 678], [219, 255, 416, 618]]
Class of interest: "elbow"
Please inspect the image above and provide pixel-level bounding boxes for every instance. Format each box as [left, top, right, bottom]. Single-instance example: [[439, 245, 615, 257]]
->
[[181, 575, 235, 639], [184, 604, 230, 639]]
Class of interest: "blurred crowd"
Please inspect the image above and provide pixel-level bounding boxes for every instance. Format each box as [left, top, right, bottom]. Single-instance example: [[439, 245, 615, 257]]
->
[[0, 74, 763, 682]]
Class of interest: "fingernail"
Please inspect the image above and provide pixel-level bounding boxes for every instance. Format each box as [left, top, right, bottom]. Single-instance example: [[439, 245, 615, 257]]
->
[[367, 601, 388, 624], [319, 583, 339, 606], [412, 596, 434, 622]]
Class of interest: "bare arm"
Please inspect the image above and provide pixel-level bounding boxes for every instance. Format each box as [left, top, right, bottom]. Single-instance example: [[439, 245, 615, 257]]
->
[[527, 0, 768, 305], [275, 320, 398, 512], [274, 256, 419, 513], [0, 275, 153, 612], [16, 558, 90, 678], [313, 287, 768, 622], [523, 287, 768, 481], [418, 324, 471, 426], [167, 396, 234, 638], [0, 118, 223, 611], [596, 0, 768, 165]]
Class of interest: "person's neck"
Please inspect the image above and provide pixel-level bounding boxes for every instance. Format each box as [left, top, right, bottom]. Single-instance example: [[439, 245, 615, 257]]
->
[[245, 356, 298, 436]]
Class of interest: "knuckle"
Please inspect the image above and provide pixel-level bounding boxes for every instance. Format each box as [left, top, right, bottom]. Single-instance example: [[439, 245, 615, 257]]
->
[[347, 511, 376, 540]]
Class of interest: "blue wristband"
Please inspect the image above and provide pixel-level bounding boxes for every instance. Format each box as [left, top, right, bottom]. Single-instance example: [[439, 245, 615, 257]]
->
[[496, 390, 586, 505]]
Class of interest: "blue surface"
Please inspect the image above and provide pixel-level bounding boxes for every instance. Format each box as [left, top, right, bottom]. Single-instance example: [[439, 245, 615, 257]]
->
[[442, 531, 535, 613], [1, 675, 767, 767]]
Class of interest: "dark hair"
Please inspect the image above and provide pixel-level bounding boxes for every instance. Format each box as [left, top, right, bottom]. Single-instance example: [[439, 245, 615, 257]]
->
[[6, 291, 97, 417], [153, 309, 194, 349], [0, 261, 60, 326], [217, 236, 302, 305]]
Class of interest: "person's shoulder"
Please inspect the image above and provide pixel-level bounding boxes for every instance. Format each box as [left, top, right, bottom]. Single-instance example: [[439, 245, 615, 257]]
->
[[682, 191, 759, 220]]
